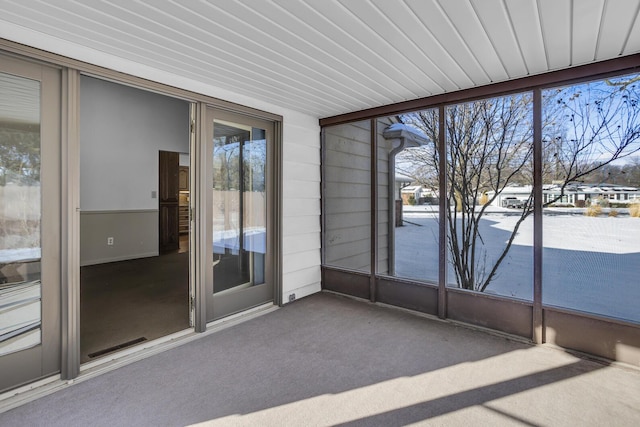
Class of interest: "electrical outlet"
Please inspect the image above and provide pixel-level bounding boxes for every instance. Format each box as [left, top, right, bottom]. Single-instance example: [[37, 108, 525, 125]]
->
[[288, 293, 296, 303], [107, 237, 114, 245]]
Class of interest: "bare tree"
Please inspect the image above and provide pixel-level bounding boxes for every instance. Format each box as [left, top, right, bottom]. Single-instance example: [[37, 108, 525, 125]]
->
[[396, 74, 640, 293]]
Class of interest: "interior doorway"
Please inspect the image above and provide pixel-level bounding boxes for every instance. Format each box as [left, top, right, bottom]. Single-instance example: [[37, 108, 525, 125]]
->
[[78, 76, 191, 363]]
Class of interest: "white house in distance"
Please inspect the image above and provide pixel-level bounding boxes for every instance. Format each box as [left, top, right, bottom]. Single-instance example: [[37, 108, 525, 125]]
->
[[488, 182, 640, 208]]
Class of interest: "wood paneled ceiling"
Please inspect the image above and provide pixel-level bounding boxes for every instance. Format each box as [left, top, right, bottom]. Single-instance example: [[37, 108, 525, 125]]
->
[[1, 0, 639, 118]]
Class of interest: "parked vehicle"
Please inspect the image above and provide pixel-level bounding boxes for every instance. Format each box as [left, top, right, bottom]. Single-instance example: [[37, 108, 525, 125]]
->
[[502, 197, 525, 209]]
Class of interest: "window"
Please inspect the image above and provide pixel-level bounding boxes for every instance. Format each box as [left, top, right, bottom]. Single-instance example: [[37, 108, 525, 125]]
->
[[542, 73, 640, 322]]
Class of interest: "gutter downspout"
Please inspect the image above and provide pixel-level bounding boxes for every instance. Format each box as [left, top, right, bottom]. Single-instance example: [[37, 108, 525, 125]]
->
[[383, 124, 430, 277], [387, 139, 406, 276]]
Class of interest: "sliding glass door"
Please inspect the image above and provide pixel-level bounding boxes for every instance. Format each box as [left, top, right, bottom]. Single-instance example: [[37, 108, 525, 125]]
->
[[0, 55, 61, 392], [205, 109, 274, 321]]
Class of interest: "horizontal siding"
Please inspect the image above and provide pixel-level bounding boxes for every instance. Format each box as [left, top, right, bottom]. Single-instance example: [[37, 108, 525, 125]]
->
[[283, 180, 319, 198], [282, 266, 321, 291], [323, 149, 371, 170], [283, 198, 321, 217], [325, 141, 370, 159], [325, 237, 370, 264], [283, 143, 320, 163], [282, 119, 321, 302], [283, 160, 320, 182], [283, 249, 321, 274], [325, 198, 370, 215], [282, 280, 321, 302], [324, 121, 372, 273], [327, 252, 371, 272], [283, 215, 320, 236], [324, 121, 371, 141], [326, 212, 371, 230], [324, 165, 371, 183], [377, 123, 391, 276], [283, 232, 321, 255], [325, 225, 370, 246], [324, 182, 370, 198]]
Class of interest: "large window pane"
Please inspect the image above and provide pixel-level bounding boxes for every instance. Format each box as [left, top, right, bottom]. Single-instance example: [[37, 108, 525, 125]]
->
[[324, 121, 371, 272], [542, 74, 640, 322], [445, 94, 534, 300], [212, 121, 266, 292], [379, 111, 440, 283], [0, 72, 41, 356]]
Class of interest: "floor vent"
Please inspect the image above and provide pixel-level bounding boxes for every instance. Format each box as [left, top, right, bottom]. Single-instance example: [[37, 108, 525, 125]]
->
[[88, 337, 148, 359]]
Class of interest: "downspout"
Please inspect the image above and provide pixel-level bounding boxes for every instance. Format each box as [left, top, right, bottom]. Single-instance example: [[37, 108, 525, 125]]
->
[[387, 139, 406, 276], [383, 124, 430, 278]]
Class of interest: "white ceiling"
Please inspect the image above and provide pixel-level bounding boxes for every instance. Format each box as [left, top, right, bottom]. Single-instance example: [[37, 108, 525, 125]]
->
[[1, 0, 639, 118]]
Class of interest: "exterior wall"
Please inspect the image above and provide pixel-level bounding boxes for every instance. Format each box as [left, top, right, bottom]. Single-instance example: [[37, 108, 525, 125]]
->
[[322, 119, 392, 276], [0, 30, 322, 303], [324, 121, 372, 272], [282, 113, 322, 301], [376, 119, 390, 276]]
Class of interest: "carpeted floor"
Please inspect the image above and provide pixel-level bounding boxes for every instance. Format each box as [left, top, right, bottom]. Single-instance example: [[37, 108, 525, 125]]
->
[[2, 291, 639, 426], [80, 251, 190, 362]]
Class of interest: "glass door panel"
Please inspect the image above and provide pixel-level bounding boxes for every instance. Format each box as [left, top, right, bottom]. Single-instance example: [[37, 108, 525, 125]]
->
[[0, 56, 60, 392], [0, 72, 42, 357], [207, 110, 273, 321]]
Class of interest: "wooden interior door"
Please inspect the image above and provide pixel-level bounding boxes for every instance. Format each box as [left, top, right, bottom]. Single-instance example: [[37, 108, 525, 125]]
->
[[159, 151, 179, 252]]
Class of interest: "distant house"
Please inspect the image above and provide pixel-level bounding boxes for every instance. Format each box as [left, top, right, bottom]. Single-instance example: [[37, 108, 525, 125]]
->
[[487, 182, 640, 208], [399, 185, 439, 205], [543, 182, 640, 206], [395, 174, 413, 203]]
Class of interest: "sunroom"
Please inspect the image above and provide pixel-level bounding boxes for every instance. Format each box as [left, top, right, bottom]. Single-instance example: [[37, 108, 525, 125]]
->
[[0, 0, 639, 405]]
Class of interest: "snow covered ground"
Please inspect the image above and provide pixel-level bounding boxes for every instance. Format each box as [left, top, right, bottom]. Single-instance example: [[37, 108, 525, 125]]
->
[[395, 206, 640, 323]]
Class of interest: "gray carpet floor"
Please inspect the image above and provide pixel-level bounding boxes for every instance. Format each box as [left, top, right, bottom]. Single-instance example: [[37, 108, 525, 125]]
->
[[2, 292, 639, 426]]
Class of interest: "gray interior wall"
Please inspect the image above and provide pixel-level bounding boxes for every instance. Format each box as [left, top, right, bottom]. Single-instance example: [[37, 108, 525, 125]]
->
[[80, 211, 158, 266], [80, 76, 189, 265], [324, 121, 372, 272]]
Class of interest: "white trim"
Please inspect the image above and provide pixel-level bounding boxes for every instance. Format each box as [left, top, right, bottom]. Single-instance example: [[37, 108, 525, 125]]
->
[[79, 252, 159, 267]]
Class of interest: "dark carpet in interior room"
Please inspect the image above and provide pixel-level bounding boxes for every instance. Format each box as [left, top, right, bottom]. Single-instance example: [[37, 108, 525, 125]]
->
[[80, 251, 190, 363]]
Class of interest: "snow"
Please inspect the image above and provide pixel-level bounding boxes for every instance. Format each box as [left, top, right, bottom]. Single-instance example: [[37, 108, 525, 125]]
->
[[385, 123, 429, 140], [0, 248, 41, 264], [394, 208, 640, 323]]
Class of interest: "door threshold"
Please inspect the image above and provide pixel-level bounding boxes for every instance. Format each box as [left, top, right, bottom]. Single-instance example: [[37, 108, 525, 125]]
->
[[0, 302, 278, 413]]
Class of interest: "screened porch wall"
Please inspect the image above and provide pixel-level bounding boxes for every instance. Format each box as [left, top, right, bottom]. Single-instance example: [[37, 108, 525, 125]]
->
[[320, 69, 640, 367]]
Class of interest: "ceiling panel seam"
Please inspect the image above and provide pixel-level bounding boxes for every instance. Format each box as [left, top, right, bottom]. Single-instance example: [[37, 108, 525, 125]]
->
[[569, 0, 575, 66], [0, 13, 335, 115], [339, 0, 444, 93], [535, 0, 552, 71], [80, 0, 365, 110], [301, 0, 432, 98], [502, 0, 532, 76], [468, 0, 513, 80], [593, 0, 608, 62], [0, 10, 342, 115], [432, 0, 493, 84], [619, 0, 640, 55], [227, 0, 401, 104], [169, 0, 388, 106], [265, 0, 407, 102], [402, 0, 475, 88], [369, 0, 462, 91]]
